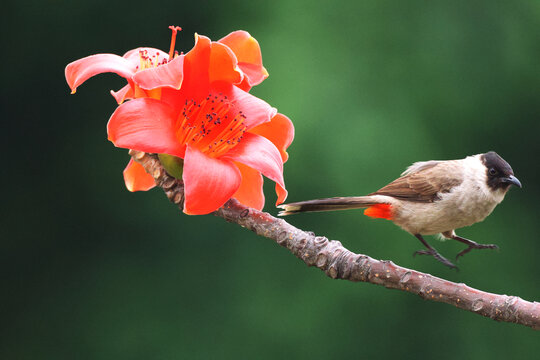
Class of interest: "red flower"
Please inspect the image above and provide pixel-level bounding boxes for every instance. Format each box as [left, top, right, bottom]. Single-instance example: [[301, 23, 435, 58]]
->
[[65, 27, 293, 215]]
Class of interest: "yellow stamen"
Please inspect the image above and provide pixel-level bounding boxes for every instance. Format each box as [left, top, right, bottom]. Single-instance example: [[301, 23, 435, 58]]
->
[[175, 93, 247, 158]]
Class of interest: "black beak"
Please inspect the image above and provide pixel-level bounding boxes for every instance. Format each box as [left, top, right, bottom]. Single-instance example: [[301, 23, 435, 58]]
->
[[502, 175, 522, 188]]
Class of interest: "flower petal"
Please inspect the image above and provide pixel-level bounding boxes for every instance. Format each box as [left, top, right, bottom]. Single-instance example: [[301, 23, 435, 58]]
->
[[209, 42, 243, 85], [107, 98, 184, 157], [181, 34, 212, 98], [275, 183, 288, 205], [156, 36, 213, 113], [234, 77, 252, 92], [221, 132, 285, 192], [249, 113, 294, 162], [132, 55, 185, 90], [212, 82, 277, 129], [219, 31, 269, 87], [110, 84, 134, 104], [123, 158, 156, 192], [65, 54, 137, 93], [233, 162, 264, 210], [183, 146, 241, 215]]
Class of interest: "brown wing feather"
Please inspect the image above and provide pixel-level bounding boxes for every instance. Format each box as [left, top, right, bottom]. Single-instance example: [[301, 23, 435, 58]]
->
[[371, 161, 463, 202]]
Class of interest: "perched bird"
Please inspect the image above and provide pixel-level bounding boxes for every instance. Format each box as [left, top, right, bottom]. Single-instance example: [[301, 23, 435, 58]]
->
[[278, 152, 521, 269]]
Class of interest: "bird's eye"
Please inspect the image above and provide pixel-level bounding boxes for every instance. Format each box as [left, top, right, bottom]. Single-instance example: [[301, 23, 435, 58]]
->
[[489, 168, 498, 176]]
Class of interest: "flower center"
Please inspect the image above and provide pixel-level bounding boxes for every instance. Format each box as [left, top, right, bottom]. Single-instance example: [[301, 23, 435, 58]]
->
[[137, 26, 182, 70], [138, 49, 166, 70], [176, 93, 247, 158]]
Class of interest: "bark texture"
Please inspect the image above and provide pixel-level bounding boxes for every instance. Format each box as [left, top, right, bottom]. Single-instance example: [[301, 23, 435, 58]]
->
[[129, 150, 540, 330]]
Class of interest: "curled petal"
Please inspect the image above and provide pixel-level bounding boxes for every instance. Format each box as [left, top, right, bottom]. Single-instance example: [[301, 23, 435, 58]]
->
[[183, 146, 241, 215], [233, 163, 264, 210], [133, 55, 185, 90], [219, 31, 268, 87], [275, 183, 288, 205], [249, 113, 294, 162], [221, 133, 285, 196], [65, 54, 137, 93], [182, 34, 212, 98], [110, 84, 134, 104], [107, 98, 184, 157], [219, 31, 264, 68], [234, 77, 252, 92], [238, 63, 268, 88], [123, 158, 156, 192], [209, 42, 243, 85]]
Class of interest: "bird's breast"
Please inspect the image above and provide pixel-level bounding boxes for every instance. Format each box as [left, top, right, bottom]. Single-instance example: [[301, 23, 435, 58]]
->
[[392, 180, 504, 235]]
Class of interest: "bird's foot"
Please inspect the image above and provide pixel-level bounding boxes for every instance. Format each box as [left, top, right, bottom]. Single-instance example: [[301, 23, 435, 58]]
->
[[413, 249, 458, 270], [456, 242, 499, 260]]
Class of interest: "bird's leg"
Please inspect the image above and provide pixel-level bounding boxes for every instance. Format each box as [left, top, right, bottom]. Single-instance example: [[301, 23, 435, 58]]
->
[[413, 234, 457, 269], [447, 233, 499, 260]]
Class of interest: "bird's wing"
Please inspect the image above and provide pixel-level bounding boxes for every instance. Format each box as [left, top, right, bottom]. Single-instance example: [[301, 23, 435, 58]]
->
[[401, 160, 442, 176], [371, 161, 463, 202]]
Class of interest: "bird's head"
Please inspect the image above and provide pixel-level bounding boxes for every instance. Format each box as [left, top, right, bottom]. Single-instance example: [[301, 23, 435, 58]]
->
[[481, 151, 522, 191]]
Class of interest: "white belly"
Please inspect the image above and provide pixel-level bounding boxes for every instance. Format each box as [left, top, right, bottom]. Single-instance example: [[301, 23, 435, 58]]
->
[[391, 181, 506, 235]]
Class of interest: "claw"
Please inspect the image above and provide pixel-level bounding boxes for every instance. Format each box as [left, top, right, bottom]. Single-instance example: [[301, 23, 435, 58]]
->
[[456, 243, 499, 260], [413, 248, 458, 270], [413, 234, 458, 269]]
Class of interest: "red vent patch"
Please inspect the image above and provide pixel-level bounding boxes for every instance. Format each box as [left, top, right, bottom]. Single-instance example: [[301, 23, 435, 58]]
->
[[364, 204, 393, 220]]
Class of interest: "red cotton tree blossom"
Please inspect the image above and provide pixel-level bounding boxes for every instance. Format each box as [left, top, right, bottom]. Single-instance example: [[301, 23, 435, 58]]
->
[[65, 27, 294, 215]]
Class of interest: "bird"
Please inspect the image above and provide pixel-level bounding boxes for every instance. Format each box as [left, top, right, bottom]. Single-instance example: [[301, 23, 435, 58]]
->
[[278, 151, 521, 269]]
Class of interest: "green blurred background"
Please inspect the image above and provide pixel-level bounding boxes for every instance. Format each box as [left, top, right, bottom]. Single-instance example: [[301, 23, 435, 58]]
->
[[3, 0, 539, 358]]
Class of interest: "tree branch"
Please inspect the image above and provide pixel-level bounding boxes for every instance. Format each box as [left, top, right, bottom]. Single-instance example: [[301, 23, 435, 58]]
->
[[129, 150, 540, 330]]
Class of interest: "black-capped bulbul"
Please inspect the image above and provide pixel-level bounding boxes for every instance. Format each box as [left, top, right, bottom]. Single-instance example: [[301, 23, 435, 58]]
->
[[278, 151, 521, 269]]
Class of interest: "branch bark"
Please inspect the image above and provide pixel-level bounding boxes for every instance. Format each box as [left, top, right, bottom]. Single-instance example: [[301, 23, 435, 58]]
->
[[129, 150, 540, 330]]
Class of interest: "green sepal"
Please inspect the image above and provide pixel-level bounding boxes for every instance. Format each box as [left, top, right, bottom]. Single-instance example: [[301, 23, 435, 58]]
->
[[158, 153, 184, 180]]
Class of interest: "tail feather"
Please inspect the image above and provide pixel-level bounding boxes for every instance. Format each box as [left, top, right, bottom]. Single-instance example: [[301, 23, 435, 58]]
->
[[278, 196, 383, 216]]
